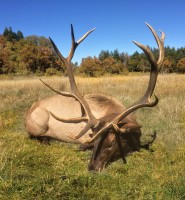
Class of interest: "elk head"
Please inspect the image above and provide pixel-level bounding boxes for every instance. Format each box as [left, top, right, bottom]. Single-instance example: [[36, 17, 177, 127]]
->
[[41, 23, 165, 172]]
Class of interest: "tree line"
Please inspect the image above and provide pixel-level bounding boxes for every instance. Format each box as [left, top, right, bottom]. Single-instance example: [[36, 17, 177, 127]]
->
[[0, 27, 185, 76], [0, 27, 64, 75]]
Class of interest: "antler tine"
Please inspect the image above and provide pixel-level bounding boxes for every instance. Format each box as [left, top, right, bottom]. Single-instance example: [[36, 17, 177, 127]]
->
[[83, 23, 165, 144], [49, 111, 88, 123], [67, 24, 76, 63], [68, 24, 96, 63], [40, 79, 76, 98], [66, 25, 95, 94], [77, 27, 96, 45], [49, 34, 78, 94], [49, 37, 66, 66], [145, 22, 165, 67], [132, 41, 158, 101]]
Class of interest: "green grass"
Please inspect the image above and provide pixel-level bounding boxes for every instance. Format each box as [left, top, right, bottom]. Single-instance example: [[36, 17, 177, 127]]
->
[[0, 74, 185, 199]]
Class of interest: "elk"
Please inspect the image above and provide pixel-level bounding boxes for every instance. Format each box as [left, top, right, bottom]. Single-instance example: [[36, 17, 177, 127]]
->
[[25, 23, 165, 171]]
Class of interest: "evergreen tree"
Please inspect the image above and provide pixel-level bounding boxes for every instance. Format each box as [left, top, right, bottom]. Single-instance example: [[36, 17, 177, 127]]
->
[[3, 27, 17, 41], [16, 31, 24, 40], [3, 27, 9, 37], [98, 50, 110, 61], [111, 49, 120, 61]]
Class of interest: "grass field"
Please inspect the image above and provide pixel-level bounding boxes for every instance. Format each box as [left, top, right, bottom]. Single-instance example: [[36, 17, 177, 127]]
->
[[0, 74, 185, 199]]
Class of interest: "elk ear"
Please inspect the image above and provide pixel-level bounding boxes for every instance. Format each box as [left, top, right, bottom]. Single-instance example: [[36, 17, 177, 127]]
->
[[118, 122, 142, 133]]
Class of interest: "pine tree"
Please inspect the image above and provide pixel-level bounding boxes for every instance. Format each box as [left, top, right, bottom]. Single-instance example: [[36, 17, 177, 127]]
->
[[16, 31, 24, 40]]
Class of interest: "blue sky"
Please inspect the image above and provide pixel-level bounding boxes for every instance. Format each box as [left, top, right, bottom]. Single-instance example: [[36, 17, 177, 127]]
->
[[0, 0, 185, 63]]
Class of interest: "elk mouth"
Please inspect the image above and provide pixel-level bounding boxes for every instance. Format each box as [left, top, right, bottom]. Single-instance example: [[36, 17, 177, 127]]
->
[[88, 154, 120, 172], [88, 161, 106, 172], [88, 150, 119, 172]]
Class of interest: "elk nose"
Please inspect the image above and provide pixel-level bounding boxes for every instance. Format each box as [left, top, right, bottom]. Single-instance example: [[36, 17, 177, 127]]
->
[[88, 163, 103, 172]]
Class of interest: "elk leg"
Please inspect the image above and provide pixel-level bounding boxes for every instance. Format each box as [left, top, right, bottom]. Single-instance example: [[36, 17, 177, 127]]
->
[[29, 135, 51, 145]]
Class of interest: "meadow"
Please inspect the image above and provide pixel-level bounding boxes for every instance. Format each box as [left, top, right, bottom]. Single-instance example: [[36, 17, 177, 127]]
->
[[0, 74, 185, 199]]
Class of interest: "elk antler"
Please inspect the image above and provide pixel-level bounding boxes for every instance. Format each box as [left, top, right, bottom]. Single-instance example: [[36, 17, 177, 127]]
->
[[84, 22, 165, 144], [41, 25, 100, 139]]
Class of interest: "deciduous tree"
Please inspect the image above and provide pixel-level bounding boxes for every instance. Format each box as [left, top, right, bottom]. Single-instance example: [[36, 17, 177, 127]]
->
[[177, 58, 185, 73]]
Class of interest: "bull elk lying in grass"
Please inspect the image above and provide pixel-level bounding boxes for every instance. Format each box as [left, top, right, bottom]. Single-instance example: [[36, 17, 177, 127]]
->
[[25, 23, 165, 171]]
